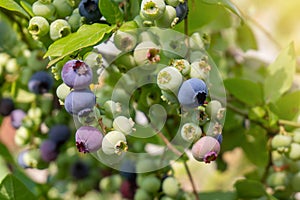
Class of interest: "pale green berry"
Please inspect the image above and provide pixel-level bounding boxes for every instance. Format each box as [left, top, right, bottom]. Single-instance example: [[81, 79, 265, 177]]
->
[[155, 5, 178, 28], [114, 30, 138, 52], [162, 177, 180, 197], [266, 171, 289, 188], [102, 131, 128, 155], [288, 143, 300, 160], [5, 58, 19, 73], [15, 126, 30, 146], [140, 0, 166, 20], [68, 8, 83, 32], [140, 175, 161, 193], [84, 51, 102, 69], [28, 16, 50, 39], [206, 100, 224, 121], [0, 53, 10, 66], [113, 116, 135, 135], [53, 0, 73, 18], [56, 83, 71, 101], [103, 100, 122, 119], [99, 174, 122, 192], [181, 122, 202, 143], [189, 32, 205, 50], [157, 66, 183, 93], [293, 129, 300, 143], [32, 1, 56, 20], [171, 59, 190, 75], [49, 19, 71, 41], [134, 189, 152, 200], [28, 107, 42, 119], [271, 135, 292, 153], [165, 0, 180, 7], [133, 41, 160, 66], [189, 60, 211, 80]]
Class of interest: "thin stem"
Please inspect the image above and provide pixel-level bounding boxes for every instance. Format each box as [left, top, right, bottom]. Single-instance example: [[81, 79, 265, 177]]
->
[[278, 119, 300, 128], [156, 131, 182, 156], [183, 161, 200, 200], [184, 0, 189, 36]]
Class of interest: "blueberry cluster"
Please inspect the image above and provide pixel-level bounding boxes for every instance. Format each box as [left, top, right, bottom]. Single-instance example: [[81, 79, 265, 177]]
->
[[27, 0, 104, 42], [137, 0, 188, 28], [265, 128, 300, 193]]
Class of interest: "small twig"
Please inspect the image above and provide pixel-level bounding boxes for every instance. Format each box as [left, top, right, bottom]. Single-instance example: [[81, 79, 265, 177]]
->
[[183, 161, 200, 200], [156, 131, 182, 157], [278, 119, 300, 128]]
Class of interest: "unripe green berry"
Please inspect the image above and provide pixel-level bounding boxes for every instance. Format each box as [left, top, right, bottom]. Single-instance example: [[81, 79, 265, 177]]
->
[[140, 0, 166, 20], [103, 100, 122, 119], [114, 30, 138, 52], [293, 129, 300, 143], [49, 19, 71, 41], [266, 171, 289, 188], [134, 189, 152, 200], [68, 8, 83, 32], [32, 1, 56, 20], [113, 116, 135, 135], [140, 175, 161, 193], [52, 0, 73, 18], [288, 143, 300, 160], [189, 60, 211, 80], [162, 177, 180, 197], [155, 5, 178, 28], [102, 131, 128, 155], [171, 59, 190, 75], [157, 66, 183, 93], [28, 107, 42, 119], [5, 58, 19, 73], [28, 16, 50, 39], [15, 126, 30, 146], [165, 0, 181, 7], [206, 100, 224, 121], [99, 174, 122, 192], [271, 135, 292, 153], [56, 83, 71, 102], [181, 122, 202, 143]]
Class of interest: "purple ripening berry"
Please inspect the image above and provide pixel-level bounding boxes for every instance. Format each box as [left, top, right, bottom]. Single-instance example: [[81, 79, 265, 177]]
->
[[40, 139, 59, 162], [75, 126, 103, 153], [10, 109, 26, 129], [61, 60, 93, 90], [191, 136, 220, 163]]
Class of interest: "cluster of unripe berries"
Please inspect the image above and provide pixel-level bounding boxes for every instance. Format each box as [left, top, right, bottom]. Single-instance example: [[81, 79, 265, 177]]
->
[[266, 128, 300, 193], [27, 0, 103, 42], [138, 0, 188, 28]]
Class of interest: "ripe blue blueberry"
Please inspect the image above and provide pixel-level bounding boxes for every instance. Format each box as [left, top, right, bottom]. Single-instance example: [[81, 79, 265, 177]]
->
[[40, 139, 59, 162], [0, 98, 14, 116], [10, 109, 26, 129], [175, 0, 188, 23], [79, 0, 102, 23], [75, 126, 103, 153], [28, 71, 54, 94], [64, 89, 96, 115], [61, 60, 93, 90], [48, 125, 71, 146], [177, 78, 208, 108]]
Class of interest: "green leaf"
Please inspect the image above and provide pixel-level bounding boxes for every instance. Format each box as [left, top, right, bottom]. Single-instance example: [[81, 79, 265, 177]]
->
[[201, 0, 242, 19], [20, 1, 34, 18], [0, 0, 30, 19], [241, 125, 269, 167], [119, 20, 138, 32], [273, 90, 300, 120], [199, 191, 237, 200], [0, 143, 14, 164], [264, 43, 296, 103], [99, 0, 124, 25], [236, 22, 257, 51], [0, 174, 36, 200], [234, 179, 267, 199], [45, 24, 115, 67], [224, 78, 264, 106]]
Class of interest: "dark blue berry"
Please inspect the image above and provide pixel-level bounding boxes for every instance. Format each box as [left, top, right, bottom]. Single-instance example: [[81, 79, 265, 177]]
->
[[0, 98, 14, 116], [175, 1, 188, 23], [10, 109, 26, 129], [177, 78, 208, 108], [70, 160, 90, 179], [48, 125, 71, 146], [28, 71, 54, 94], [40, 139, 59, 162], [79, 0, 102, 23]]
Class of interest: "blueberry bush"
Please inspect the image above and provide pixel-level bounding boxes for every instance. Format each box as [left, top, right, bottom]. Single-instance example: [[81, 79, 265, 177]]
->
[[0, 0, 299, 199]]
